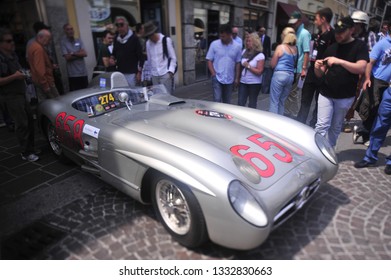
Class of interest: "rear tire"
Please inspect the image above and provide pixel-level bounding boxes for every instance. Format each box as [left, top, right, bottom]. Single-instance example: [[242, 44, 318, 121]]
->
[[151, 173, 208, 248], [44, 119, 70, 163]]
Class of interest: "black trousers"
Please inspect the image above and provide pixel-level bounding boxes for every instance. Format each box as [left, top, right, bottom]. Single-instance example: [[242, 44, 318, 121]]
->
[[0, 95, 35, 155], [359, 78, 389, 135], [297, 80, 319, 127]]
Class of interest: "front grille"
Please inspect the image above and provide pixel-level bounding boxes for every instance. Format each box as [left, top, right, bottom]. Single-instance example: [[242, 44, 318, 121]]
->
[[272, 178, 321, 229]]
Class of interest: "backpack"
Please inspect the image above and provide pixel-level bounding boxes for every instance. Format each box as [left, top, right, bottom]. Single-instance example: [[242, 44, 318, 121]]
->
[[162, 36, 177, 74]]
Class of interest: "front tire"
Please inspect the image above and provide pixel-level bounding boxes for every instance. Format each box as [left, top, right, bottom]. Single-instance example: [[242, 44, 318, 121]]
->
[[151, 174, 208, 248]]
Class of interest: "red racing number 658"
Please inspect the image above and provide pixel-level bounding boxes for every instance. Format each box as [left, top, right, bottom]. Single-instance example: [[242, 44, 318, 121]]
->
[[55, 112, 85, 148]]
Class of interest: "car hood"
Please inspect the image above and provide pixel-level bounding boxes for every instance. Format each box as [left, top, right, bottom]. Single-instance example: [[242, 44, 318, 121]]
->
[[111, 101, 314, 187]]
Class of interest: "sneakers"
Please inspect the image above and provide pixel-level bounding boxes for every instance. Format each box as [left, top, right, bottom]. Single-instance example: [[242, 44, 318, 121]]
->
[[355, 161, 391, 175], [352, 125, 360, 143], [21, 153, 39, 162], [354, 160, 376, 168], [352, 125, 370, 145]]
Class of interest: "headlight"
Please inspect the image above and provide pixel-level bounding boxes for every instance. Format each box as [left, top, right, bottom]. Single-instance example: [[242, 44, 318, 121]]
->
[[232, 156, 261, 184], [228, 181, 268, 227], [315, 133, 337, 165]]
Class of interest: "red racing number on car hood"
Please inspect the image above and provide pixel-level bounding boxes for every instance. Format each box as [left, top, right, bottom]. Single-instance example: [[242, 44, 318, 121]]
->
[[230, 133, 305, 178]]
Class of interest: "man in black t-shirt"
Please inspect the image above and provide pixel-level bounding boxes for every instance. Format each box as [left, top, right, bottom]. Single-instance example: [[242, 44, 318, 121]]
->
[[297, 7, 335, 126], [314, 16, 369, 147]]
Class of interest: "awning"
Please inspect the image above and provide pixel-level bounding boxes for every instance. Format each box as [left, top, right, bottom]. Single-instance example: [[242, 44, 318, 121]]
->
[[276, 2, 308, 25]]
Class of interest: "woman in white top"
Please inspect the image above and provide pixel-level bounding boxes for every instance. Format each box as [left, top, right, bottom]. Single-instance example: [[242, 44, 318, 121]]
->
[[238, 32, 265, 108]]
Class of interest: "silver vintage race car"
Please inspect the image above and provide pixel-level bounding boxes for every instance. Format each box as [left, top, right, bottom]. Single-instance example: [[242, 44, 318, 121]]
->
[[38, 72, 338, 250]]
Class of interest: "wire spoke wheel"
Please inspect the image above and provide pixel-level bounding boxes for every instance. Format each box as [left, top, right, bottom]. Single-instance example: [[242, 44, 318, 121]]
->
[[156, 179, 191, 235], [151, 174, 208, 248], [47, 122, 63, 156]]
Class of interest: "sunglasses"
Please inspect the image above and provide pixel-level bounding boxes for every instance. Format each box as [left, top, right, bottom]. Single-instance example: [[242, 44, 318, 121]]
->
[[115, 22, 125, 27]]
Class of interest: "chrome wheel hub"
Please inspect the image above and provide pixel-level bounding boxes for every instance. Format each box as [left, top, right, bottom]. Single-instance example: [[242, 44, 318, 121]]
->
[[156, 179, 191, 235]]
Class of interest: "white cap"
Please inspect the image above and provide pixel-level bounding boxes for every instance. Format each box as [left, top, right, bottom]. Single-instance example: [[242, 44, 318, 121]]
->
[[351, 10, 369, 25]]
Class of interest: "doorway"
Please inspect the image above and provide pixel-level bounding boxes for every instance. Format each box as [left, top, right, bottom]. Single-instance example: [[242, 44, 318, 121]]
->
[[194, 9, 220, 81]]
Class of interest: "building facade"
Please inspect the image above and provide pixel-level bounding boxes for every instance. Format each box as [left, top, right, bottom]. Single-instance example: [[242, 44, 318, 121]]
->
[[0, 0, 385, 89]]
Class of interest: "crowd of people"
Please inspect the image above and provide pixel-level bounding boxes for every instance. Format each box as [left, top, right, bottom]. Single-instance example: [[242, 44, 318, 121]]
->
[[205, 9, 390, 175], [1, 9, 390, 175]]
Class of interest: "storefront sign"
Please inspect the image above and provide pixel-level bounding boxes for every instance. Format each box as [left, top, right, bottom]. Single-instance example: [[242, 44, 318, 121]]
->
[[89, 0, 111, 32]]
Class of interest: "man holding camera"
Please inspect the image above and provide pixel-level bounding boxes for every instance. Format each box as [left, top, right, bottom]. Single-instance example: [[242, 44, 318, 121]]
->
[[314, 16, 368, 148], [0, 28, 39, 161]]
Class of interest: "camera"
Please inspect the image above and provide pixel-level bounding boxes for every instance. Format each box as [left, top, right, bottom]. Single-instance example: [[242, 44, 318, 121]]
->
[[21, 69, 33, 84]]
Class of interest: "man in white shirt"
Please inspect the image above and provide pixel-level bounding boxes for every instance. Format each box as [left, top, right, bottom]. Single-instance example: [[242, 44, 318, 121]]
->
[[144, 21, 177, 94]]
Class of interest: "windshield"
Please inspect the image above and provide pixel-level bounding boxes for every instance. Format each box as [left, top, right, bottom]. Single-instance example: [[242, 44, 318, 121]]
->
[[71, 85, 168, 117], [72, 89, 144, 117]]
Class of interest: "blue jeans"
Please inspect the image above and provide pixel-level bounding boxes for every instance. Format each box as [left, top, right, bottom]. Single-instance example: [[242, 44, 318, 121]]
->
[[211, 76, 233, 104], [363, 87, 391, 165], [315, 94, 355, 147], [238, 83, 262, 108], [269, 71, 294, 115]]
